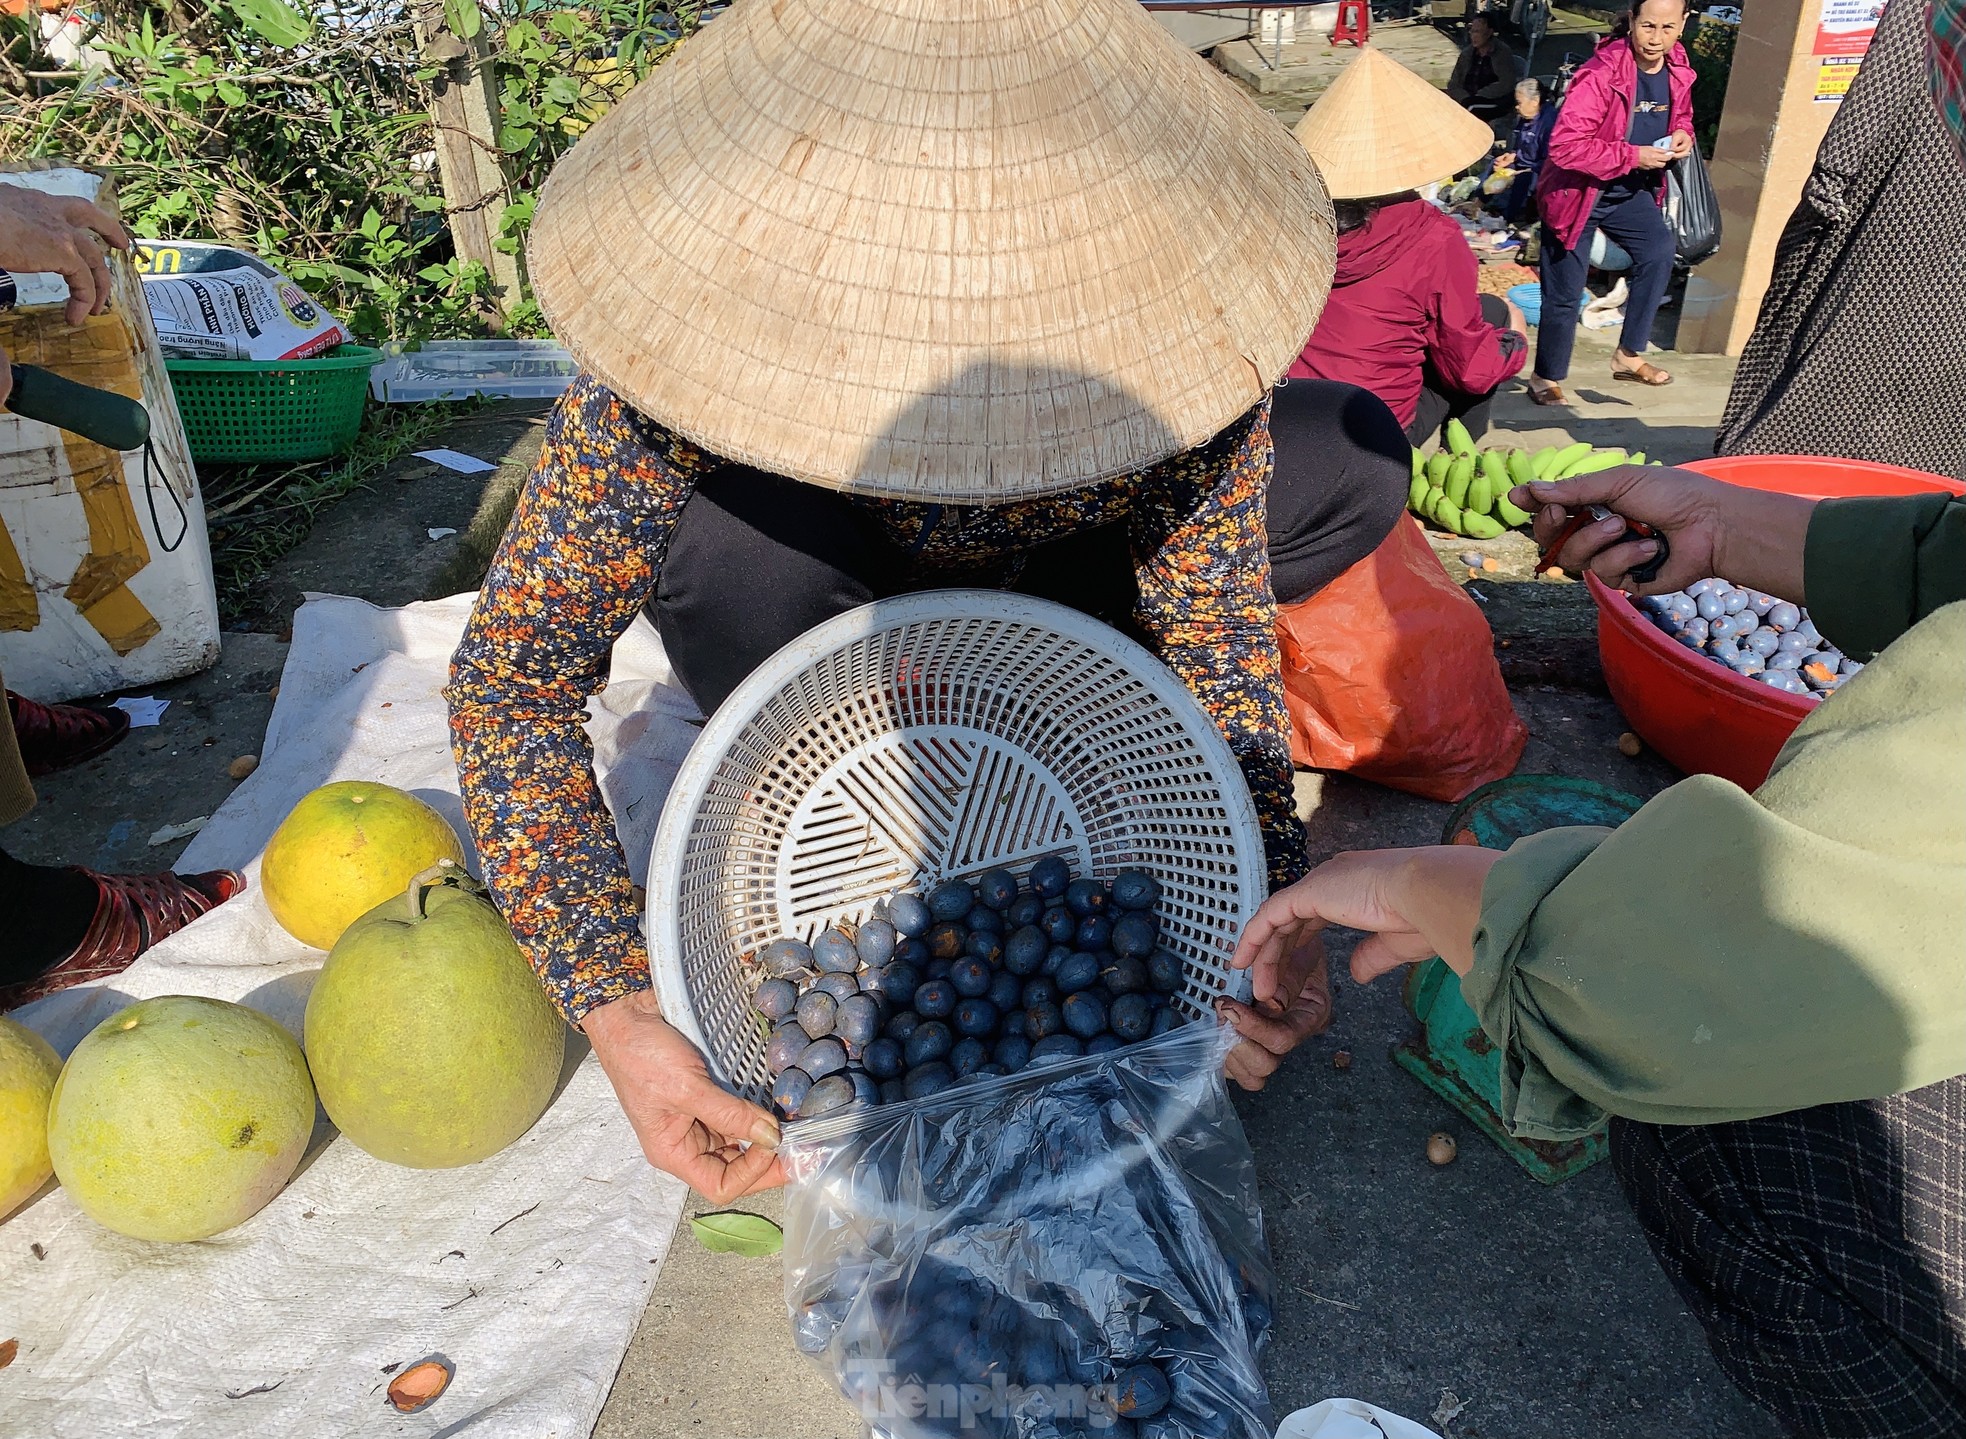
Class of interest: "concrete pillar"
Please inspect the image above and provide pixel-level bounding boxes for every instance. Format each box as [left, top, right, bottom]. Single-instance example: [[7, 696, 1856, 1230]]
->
[[1680, 0, 1872, 354]]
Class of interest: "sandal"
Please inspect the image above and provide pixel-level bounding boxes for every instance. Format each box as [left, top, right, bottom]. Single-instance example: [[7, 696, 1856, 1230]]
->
[[0, 867, 246, 1010], [1612, 359, 1674, 386], [1526, 380, 1567, 406], [9, 691, 131, 777]]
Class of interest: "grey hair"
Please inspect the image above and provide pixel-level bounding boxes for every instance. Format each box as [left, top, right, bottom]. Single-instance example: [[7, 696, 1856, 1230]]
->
[[1516, 79, 1541, 100]]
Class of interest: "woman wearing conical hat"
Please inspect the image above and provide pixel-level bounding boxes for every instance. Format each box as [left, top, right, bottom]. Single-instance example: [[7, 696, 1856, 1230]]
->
[[446, 0, 1410, 1196], [1287, 47, 1530, 451]]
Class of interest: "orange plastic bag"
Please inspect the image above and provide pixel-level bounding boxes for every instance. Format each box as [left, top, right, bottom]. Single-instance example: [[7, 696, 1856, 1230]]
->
[[1277, 515, 1527, 802]]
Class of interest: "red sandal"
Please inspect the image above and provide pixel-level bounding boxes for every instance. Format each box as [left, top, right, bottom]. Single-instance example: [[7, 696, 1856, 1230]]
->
[[8, 691, 132, 777], [0, 867, 246, 1011]]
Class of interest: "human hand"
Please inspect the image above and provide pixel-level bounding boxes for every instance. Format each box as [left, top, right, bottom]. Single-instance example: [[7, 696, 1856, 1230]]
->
[[1233, 847, 1501, 991], [1496, 151, 1518, 170], [1669, 130, 1695, 160], [582, 987, 784, 1201], [0, 184, 132, 326], [1217, 928, 1331, 1090], [1510, 465, 1815, 599], [1630, 143, 1675, 171]]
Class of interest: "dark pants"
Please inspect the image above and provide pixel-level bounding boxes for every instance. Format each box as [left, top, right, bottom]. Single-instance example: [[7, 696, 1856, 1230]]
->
[[1612, 1076, 1966, 1439], [1534, 187, 1676, 382], [651, 381, 1409, 715], [1406, 294, 1511, 449]]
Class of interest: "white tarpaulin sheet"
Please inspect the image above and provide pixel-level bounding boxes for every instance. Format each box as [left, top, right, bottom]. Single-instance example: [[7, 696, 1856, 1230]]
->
[[0, 593, 703, 1438]]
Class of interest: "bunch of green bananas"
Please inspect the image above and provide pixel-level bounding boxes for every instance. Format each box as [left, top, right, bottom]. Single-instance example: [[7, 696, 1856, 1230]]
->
[[1407, 419, 1653, 539]]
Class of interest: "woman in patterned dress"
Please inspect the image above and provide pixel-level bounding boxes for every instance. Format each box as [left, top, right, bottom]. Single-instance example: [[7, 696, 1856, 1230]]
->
[[445, 0, 1408, 1199]]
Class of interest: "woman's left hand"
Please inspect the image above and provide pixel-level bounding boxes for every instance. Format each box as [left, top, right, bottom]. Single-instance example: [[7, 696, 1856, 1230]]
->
[[1232, 845, 1503, 1003], [1217, 927, 1332, 1090], [1668, 130, 1695, 160]]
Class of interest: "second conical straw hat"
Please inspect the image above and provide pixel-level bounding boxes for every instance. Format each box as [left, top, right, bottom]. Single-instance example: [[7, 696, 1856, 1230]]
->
[[1292, 46, 1495, 201], [529, 0, 1336, 503]]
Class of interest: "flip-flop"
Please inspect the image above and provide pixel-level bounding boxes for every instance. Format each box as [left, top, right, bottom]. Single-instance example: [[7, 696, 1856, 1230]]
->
[[1612, 361, 1673, 386]]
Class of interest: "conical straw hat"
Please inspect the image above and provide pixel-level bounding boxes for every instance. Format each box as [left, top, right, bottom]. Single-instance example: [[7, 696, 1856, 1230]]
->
[[529, 0, 1335, 502], [1292, 47, 1494, 201]]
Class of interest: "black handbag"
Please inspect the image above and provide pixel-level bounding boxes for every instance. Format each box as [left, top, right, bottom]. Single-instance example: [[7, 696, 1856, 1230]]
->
[[1665, 143, 1723, 265]]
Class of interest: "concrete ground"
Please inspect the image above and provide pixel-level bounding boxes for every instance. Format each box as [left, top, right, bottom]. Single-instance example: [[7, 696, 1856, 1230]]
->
[[7, 172, 1776, 1434]]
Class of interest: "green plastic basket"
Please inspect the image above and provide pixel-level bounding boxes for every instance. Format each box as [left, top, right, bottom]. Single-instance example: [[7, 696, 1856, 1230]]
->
[[164, 344, 381, 464]]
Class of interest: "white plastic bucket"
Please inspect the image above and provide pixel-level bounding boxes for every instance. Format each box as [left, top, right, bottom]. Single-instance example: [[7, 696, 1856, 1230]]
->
[[0, 166, 218, 702]]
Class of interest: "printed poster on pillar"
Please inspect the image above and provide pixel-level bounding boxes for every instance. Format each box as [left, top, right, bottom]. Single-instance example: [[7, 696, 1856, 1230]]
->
[[1812, 0, 1879, 102]]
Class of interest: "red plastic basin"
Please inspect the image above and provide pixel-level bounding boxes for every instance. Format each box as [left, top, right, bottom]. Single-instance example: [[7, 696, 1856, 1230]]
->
[[1590, 454, 1964, 791]]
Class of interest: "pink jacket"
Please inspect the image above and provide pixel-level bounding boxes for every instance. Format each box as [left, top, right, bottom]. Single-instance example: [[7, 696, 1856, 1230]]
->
[[1288, 198, 1525, 424], [1537, 37, 1696, 250]]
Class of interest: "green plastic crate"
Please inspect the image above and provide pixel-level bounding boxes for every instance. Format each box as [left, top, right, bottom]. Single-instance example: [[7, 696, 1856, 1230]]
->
[[164, 344, 381, 464]]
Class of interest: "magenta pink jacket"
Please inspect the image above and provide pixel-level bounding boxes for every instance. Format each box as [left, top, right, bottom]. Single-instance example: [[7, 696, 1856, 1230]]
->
[[1287, 197, 1525, 424], [1537, 37, 1697, 250]]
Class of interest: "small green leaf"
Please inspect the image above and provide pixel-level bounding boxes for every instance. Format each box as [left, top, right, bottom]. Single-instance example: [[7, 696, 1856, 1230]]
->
[[689, 1212, 783, 1258], [442, 0, 483, 40], [225, 0, 312, 48]]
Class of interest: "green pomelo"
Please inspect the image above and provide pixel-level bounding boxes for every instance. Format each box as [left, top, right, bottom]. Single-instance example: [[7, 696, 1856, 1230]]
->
[[304, 873, 566, 1168], [47, 996, 316, 1242], [0, 1016, 64, 1220]]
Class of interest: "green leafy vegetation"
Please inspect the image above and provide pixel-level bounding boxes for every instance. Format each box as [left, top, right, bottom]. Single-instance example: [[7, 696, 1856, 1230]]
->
[[2, 0, 703, 342]]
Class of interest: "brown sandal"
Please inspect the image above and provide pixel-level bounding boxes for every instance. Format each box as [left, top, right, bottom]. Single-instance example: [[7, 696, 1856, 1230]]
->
[[1526, 380, 1567, 406], [9, 691, 131, 777], [1612, 359, 1673, 386], [0, 867, 246, 1010]]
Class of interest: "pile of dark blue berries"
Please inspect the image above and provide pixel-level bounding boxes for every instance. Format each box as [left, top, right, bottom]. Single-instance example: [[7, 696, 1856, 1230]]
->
[[753, 859, 1186, 1120], [1639, 580, 1861, 700]]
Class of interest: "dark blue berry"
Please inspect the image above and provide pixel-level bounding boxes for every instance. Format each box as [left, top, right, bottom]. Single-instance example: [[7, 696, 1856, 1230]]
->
[[914, 979, 957, 1019], [1109, 992, 1153, 1041], [987, 969, 1024, 1012], [1030, 1034, 1084, 1064], [760, 938, 813, 978], [926, 880, 975, 920], [950, 1036, 989, 1077], [813, 928, 859, 973], [904, 1062, 955, 1099], [975, 868, 1018, 911], [1074, 915, 1113, 952], [1025, 1001, 1064, 1040], [1040, 906, 1078, 943], [904, 1021, 954, 1067], [795, 990, 838, 1037], [1110, 870, 1162, 911], [863, 1036, 904, 1079], [772, 1067, 813, 1115], [799, 1036, 849, 1080], [1062, 990, 1108, 1039], [1056, 952, 1102, 994], [1029, 856, 1071, 899], [1110, 911, 1159, 958], [994, 1034, 1032, 1070], [752, 977, 799, 1021], [953, 997, 999, 1038], [855, 919, 898, 966], [887, 893, 932, 938], [1064, 877, 1110, 917], [950, 956, 993, 997]]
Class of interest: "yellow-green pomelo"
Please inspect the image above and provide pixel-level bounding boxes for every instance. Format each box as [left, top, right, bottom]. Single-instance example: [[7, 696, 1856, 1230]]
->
[[1, 1017, 63, 1220], [260, 781, 466, 950], [47, 997, 316, 1242], [304, 874, 565, 1169]]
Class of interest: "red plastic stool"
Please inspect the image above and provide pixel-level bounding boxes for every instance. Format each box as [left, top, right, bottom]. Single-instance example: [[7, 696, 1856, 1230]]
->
[[1331, 0, 1370, 46]]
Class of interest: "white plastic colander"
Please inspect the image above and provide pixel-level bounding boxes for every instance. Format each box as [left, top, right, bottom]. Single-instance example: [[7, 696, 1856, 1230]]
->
[[646, 591, 1268, 1103]]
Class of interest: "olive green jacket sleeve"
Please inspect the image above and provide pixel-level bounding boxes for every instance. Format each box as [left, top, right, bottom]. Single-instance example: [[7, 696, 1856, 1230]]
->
[[1461, 529, 1965, 1138], [1806, 492, 1966, 657]]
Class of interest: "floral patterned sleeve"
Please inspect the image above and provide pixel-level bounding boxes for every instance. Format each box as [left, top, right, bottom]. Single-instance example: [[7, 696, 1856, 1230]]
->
[[1126, 400, 1308, 892], [445, 376, 713, 1023]]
